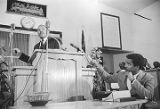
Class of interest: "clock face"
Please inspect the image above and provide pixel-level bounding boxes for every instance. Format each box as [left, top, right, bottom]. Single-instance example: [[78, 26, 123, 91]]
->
[[21, 17, 35, 29]]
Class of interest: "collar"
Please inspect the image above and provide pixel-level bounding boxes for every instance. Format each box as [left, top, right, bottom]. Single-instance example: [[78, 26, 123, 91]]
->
[[134, 70, 142, 79], [41, 38, 47, 44]]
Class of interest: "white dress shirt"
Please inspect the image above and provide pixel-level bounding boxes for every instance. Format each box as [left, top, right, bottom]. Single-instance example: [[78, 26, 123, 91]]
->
[[127, 71, 141, 90]]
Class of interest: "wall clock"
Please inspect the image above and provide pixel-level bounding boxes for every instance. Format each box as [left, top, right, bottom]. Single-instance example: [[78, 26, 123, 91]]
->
[[21, 17, 35, 29]]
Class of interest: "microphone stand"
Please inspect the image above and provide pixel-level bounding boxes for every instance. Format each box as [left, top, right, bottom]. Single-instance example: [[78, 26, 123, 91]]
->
[[44, 20, 50, 92], [9, 24, 15, 65], [9, 23, 15, 78], [9, 23, 15, 105]]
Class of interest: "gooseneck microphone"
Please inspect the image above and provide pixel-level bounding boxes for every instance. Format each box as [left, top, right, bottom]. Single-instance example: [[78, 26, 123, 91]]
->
[[13, 48, 20, 54], [45, 20, 50, 29], [11, 23, 15, 30], [70, 43, 81, 52]]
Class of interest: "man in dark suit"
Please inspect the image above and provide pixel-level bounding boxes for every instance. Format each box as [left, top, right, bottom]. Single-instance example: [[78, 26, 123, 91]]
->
[[90, 53, 155, 100], [16, 25, 62, 63], [33, 25, 61, 49]]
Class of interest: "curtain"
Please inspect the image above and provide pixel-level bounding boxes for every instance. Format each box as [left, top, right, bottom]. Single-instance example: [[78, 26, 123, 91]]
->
[[0, 31, 29, 66]]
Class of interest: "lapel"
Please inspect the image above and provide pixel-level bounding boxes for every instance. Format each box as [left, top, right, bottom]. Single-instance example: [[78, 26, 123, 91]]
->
[[39, 41, 47, 49], [130, 70, 146, 96], [35, 42, 41, 49], [135, 70, 147, 85]]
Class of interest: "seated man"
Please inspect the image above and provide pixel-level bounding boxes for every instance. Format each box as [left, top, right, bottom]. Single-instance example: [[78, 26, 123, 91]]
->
[[116, 61, 126, 73], [90, 53, 155, 100], [153, 61, 160, 69], [143, 58, 152, 70]]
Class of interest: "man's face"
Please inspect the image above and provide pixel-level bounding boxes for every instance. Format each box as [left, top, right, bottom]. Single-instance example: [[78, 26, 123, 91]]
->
[[37, 25, 47, 39], [124, 58, 138, 75]]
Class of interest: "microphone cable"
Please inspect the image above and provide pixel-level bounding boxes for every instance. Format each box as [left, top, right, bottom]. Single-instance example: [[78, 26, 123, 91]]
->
[[14, 49, 44, 104]]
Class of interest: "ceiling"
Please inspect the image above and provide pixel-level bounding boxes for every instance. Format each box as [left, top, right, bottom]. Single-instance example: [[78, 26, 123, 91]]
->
[[100, 0, 158, 14]]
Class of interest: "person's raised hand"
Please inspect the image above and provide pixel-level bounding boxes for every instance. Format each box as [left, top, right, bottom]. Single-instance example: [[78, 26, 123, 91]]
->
[[127, 72, 135, 82]]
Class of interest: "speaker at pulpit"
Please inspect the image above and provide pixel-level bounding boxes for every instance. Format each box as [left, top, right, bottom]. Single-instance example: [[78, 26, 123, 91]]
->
[[31, 49, 93, 102]]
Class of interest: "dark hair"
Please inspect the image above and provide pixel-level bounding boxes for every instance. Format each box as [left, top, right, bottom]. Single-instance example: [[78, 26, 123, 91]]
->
[[126, 53, 145, 70], [37, 25, 46, 29], [153, 61, 160, 68], [119, 62, 126, 70]]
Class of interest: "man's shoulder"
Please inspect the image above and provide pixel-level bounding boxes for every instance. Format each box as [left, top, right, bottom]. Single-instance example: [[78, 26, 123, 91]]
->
[[142, 70, 154, 79], [34, 42, 40, 49], [34, 42, 40, 46]]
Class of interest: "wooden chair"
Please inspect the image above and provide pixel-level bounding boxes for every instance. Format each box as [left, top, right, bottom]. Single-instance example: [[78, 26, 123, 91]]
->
[[143, 101, 160, 109]]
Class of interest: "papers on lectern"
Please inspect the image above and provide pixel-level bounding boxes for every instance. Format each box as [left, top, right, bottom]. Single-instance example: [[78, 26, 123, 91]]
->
[[102, 90, 134, 102]]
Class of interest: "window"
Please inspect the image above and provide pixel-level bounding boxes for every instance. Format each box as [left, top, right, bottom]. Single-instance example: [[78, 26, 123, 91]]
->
[[0, 31, 29, 66], [0, 24, 62, 66]]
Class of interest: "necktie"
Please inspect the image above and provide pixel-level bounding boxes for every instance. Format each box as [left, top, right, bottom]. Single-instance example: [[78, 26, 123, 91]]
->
[[39, 40, 45, 49], [39, 41, 42, 49]]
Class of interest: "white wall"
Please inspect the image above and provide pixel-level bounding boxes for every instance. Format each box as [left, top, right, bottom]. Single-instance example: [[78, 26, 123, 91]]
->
[[112, 1, 160, 72], [1, 0, 159, 69], [131, 1, 160, 67], [0, 0, 133, 54]]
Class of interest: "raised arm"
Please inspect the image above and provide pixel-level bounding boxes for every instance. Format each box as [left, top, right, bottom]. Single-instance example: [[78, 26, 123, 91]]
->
[[89, 59, 118, 83]]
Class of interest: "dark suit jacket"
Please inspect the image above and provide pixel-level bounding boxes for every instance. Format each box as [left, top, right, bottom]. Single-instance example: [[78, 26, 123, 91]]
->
[[34, 37, 60, 49], [19, 38, 61, 63], [99, 69, 154, 100]]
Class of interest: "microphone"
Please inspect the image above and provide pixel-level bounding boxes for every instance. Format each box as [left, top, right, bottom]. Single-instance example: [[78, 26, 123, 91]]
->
[[11, 23, 15, 30], [70, 43, 81, 52], [13, 48, 20, 54], [45, 20, 50, 29]]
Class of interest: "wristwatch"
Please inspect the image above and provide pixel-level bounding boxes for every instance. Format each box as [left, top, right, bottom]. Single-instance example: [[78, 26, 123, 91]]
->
[[21, 17, 35, 29]]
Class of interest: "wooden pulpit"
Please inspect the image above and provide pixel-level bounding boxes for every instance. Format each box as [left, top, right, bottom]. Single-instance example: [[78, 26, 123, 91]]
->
[[13, 49, 95, 105], [31, 49, 93, 102]]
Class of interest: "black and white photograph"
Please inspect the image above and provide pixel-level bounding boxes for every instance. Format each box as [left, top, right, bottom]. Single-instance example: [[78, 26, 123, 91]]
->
[[0, 0, 160, 109]]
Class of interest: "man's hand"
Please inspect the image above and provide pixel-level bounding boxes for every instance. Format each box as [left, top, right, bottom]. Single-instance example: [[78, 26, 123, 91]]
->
[[127, 72, 135, 82]]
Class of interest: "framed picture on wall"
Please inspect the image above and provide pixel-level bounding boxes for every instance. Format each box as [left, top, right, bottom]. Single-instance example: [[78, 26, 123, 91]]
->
[[100, 13, 122, 49], [7, 0, 47, 17]]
